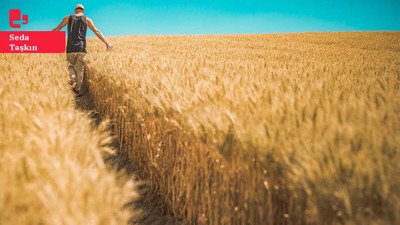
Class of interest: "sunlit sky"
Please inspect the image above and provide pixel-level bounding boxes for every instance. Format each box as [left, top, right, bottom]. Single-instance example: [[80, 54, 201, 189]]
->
[[1, 0, 399, 37]]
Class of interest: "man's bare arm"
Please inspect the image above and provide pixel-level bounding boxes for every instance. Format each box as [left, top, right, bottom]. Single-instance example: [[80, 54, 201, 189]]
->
[[86, 17, 113, 50], [52, 15, 69, 31]]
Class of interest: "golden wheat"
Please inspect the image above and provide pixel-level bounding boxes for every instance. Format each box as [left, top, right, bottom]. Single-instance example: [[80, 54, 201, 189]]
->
[[83, 32, 400, 225], [0, 53, 138, 224]]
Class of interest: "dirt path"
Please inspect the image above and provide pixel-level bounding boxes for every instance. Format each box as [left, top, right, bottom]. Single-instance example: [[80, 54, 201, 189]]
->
[[74, 82, 179, 225]]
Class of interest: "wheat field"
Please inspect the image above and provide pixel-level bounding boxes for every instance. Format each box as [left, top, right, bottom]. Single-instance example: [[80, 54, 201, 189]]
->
[[0, 54, 139, 224], [85, 32, 400, 224], [1, 32, 399, 225]]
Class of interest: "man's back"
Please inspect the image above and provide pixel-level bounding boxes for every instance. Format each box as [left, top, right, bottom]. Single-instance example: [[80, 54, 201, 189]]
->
[[52, 4, 113, 96], [66, 14, 87, 53]]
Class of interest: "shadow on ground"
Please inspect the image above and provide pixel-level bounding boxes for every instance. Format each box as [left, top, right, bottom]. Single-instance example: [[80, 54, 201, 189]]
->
[[73, 79, 179, 225]]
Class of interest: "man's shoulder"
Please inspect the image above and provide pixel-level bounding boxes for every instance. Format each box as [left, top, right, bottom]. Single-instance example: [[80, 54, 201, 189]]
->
[[85, 17, 94, 25]]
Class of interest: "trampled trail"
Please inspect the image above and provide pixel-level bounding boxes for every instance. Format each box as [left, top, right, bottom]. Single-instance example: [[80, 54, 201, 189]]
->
[[74, 78, 178, 225]]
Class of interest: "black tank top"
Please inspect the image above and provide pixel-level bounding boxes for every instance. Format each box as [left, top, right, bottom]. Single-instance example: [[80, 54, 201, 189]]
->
[[66, 14, 87, 53]]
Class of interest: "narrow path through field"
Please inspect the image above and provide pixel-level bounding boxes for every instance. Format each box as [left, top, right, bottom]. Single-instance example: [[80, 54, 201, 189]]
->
[[73, 81, 179, 225]]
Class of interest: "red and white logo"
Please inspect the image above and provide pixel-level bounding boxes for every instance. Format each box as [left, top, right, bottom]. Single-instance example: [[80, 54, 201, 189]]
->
[[9, 9, 29, 28], [1, 9, 65, 53]]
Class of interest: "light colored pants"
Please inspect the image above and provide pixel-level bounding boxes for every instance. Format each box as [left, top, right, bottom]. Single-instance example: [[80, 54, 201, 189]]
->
[[67, 52, 87, 92]]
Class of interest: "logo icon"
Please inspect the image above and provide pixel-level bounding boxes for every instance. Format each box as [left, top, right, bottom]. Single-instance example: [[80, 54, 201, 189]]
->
[[9, 9, 28, 28]]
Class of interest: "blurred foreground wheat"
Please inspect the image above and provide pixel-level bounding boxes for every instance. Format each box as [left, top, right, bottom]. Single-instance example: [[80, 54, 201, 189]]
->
[[0, 54, 137, 224]]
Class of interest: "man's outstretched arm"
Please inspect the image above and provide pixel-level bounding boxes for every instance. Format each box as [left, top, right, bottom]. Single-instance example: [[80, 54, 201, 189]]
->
[[86, 17, 113, 51], [52, 15, 69, 31]]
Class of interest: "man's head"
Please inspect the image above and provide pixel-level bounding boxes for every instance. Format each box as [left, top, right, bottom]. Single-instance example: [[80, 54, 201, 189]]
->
[[74, 4, 84, 13]]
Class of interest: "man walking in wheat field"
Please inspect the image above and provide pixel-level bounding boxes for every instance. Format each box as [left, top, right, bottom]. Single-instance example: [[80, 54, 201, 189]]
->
[[52, 4, 113, 97]]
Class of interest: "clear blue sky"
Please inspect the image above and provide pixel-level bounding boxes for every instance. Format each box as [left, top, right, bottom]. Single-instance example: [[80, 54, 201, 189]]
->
[[1, 0, 399, 37]]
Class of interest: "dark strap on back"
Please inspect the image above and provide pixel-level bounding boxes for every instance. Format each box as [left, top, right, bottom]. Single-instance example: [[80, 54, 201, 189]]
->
[[66, 14, 87, 53]]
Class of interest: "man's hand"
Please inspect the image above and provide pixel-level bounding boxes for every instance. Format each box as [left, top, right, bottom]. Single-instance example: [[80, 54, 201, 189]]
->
[[87, 17, 113, 51], [106, 43, 114, 51]]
